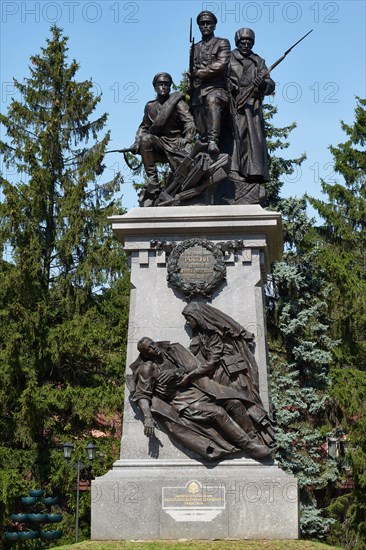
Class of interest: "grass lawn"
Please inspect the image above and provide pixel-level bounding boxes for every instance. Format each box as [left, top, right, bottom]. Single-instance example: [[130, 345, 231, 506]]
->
[[53, 540, 343, 550]]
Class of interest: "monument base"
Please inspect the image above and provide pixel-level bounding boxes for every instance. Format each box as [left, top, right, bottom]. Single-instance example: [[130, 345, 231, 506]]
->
[[91, 206, 298, 540], [91, 458, 298, 540]]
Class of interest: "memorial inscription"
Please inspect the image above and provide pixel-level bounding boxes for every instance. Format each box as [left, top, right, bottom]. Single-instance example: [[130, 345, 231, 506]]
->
[[166, 238, 226, 299], [162, 480, 225, 522], [178, 245, 216, 283]]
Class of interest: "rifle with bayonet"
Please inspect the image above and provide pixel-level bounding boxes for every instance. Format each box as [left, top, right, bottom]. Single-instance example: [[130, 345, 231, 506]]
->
[[186, 18, 195, 96], [235, 29, 313, 111], [105, 147, 142, 171]]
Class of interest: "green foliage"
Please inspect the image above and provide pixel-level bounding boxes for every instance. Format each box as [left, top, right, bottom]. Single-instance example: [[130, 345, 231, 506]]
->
[[267, 201, 338, 537], [264, 109, 339, 537], [308, 97, 366, 366], [307, 97, 366, 548], [326, 370, 366, 550], [0, 26, 128, 542]]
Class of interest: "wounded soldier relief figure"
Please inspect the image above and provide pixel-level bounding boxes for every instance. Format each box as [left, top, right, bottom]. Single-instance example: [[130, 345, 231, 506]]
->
[[126, 304, 275, 461]]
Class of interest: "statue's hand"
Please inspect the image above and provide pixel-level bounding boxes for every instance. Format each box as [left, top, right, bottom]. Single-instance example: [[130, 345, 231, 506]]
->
[[194, 69, 206, 80], [253, 75, 266, 91], [227, 80, 238, 94], [177, 371, 198, 387], [143, 417, 155, 437], [157, 370, 178, 385], [130, 141, 140, 154], [179, 137, 192, 151]]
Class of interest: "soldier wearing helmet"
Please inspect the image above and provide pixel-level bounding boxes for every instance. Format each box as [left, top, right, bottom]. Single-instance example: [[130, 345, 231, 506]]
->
[[228, 27, 275, 198], [130, 72, 196, 206]]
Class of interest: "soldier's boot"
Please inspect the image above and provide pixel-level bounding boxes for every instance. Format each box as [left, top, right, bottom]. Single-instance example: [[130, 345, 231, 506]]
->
[[138, 176, 161, 207], [230, 422, 272, 459], [141, 147, 160, 187], [239, 439, 272, 460], [216, 409, 271, 460], [138, 147, 162, 205], [224, 400, 255, 433], [206, 103, 221, 155]]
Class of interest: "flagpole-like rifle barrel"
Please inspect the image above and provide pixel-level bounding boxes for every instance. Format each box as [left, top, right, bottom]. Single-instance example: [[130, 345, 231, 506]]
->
[[105, 148, 132, 154], [187, 18, 195, 96], [105, 148, 142, 171], [268, 29, 313, 73], [284, 29, 313, 56]]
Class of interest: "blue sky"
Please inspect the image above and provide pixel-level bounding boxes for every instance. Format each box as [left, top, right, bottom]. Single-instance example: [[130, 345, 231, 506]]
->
[[1, 0, 365, 211]]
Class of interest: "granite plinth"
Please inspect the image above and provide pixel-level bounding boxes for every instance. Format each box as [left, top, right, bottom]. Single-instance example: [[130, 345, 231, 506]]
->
[[91, 459, 298, 540]]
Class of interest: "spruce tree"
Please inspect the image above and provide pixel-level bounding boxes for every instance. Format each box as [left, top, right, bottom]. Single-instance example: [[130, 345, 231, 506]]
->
[[308, 97, 366, 366], [0, 26, 128, 541], [264, 104, 339, 538], [267, 201, 339, 537], [308, 97, 366, 549]]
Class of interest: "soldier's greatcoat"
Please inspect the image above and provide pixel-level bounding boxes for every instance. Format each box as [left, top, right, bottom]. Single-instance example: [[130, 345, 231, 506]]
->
[[229, 49, 275, 181]]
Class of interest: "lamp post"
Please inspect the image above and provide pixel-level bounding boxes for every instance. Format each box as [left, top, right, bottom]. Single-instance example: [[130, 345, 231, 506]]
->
[[327, 436, 339, 459], [63, 441, 96, 543]]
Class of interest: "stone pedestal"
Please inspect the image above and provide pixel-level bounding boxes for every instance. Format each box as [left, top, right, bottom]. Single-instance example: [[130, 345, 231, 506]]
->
[[91, 205, 299, 540], [91, 459, 298, 540]]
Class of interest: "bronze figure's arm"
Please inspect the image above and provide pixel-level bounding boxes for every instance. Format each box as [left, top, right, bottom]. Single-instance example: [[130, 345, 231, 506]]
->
[[176, 100, 196, 142], [194, 39, 230, 80], [137, 398, 155, 437]]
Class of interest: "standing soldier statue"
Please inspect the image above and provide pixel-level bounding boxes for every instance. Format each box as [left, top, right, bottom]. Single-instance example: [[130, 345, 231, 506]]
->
[[189, 11, 230, 156], [228, 28, 275, 202]]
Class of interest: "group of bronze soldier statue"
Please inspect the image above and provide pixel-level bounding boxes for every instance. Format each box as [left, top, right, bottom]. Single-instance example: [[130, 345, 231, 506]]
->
[[127, 302, 276, 461], [124, 13, 312, 459], [128, 11, 275, 207]]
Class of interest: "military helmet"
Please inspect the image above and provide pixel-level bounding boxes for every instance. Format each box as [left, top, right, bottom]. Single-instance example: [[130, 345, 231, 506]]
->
[[152, 72, 173, 87], [235, 28, 255, 45]]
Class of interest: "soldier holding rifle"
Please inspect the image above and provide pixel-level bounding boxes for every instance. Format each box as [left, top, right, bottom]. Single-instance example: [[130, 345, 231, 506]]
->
[[228, 28, 275, 192], [109, 23, 312, 207], [227, 28, 313, 204]]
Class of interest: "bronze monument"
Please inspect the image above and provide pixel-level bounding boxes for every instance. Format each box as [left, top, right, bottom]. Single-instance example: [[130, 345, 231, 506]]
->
[[91, 13, 309, 540], [115, 14, 311, 207], [127, 303, 275, 461]]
